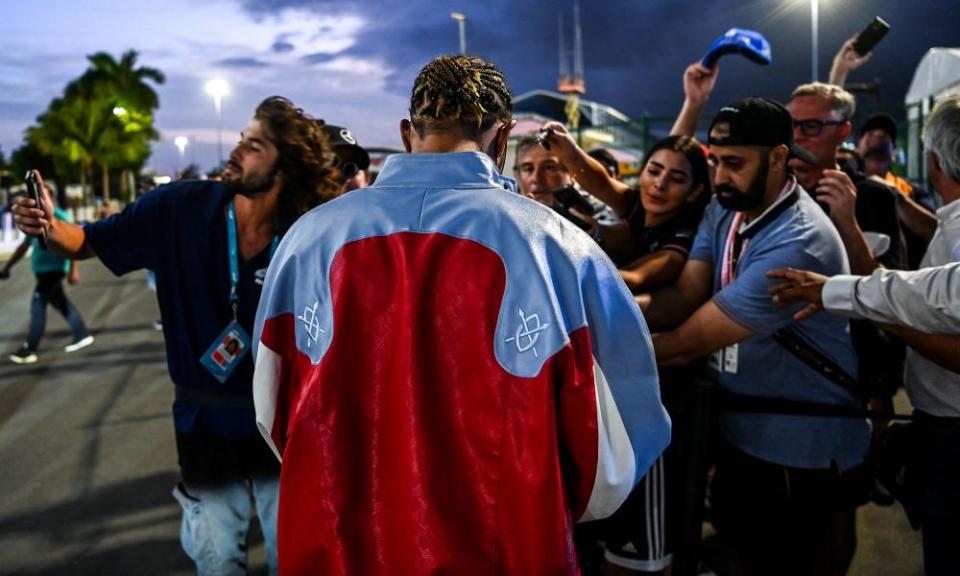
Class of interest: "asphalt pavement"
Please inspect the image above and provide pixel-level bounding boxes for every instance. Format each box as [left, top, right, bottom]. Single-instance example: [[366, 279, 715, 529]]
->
[[0, 259, 266, 575], [0, 257, 923, 575]]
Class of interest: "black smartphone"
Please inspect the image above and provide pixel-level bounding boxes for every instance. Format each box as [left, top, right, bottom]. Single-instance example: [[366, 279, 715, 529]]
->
[[537, 127, 554, 150], [553, 186, 596, 215], [25, 170, 48, 250], [851, 17, 890, 56]]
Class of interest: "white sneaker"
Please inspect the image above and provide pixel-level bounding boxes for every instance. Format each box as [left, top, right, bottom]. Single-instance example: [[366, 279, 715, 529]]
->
[[64, 335, 95, 353], [10, 346, 38, 364]]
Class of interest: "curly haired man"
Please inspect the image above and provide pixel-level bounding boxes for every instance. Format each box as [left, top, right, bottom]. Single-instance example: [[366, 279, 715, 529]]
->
[[14, 96, 339, 575]]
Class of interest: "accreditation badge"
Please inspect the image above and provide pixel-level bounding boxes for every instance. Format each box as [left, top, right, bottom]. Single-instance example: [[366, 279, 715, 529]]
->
[[708, 343, 739, 375], [199, 322, 252, 383]]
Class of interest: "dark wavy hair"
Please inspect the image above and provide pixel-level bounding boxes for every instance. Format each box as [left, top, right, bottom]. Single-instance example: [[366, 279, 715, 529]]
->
[[643, 135, 712, 218], [409, 55, 513, 141], [254, 96, 339, 230]]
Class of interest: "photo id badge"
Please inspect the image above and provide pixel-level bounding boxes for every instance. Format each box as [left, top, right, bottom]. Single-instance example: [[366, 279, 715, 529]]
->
[[722, 343, 739, 374], [200, 322, 251, 383], [708, 344, 739, 374]]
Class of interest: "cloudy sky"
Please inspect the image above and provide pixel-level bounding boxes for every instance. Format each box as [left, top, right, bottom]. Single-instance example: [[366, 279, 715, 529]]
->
[[2, 0, 958, 174]]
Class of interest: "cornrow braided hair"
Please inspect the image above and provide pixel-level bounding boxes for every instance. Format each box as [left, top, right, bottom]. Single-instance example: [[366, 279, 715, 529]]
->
[[410, 55, 513, 140]]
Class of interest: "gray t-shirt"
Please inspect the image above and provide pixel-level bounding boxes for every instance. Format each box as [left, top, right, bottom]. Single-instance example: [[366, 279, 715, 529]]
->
[[690, 182, 869, 471]]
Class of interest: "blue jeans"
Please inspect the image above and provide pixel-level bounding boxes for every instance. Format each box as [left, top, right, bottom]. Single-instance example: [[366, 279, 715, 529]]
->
[[28, 272, 89, 349], [172, 477, 279, 576]]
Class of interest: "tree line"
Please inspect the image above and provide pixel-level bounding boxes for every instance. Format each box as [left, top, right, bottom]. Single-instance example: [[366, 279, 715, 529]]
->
[[6, 50, 163, 205]]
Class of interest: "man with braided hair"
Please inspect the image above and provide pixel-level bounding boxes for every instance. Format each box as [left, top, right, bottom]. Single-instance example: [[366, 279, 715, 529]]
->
[[14, 96, 339, 575], [254, 55, 670, 575]]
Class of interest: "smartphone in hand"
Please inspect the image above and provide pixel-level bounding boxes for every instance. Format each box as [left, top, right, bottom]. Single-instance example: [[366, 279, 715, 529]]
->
[[852, 17, 890, 56], [537, 127, 554, 150], [553, 186, 596, 215], [25, 170, 48, 250]]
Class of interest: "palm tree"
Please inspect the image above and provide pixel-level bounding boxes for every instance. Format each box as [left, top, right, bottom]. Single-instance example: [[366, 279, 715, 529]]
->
[[29, 82, 113, 199], [23, 50, 164, 207], [85, 50, 165, 112], [67, 50, 164, 203]]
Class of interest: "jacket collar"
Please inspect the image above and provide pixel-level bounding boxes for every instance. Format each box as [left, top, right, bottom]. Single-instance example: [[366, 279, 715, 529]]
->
[[374, 151, 517, 193]]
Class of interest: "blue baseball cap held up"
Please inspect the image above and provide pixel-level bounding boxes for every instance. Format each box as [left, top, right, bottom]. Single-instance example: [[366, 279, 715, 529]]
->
[[702, 28, 772, 69]]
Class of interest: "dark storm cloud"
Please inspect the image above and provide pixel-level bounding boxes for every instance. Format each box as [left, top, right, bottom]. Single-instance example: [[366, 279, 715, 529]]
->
[[301, 52, 339, 65], [272, 40, 295, 53], [215, 57, 272, 68], [237, 0, 960, 122]]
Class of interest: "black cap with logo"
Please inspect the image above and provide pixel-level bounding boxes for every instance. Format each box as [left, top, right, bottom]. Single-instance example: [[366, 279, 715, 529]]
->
[[708, 97, 817, 164], [321, 124, 370, 171]]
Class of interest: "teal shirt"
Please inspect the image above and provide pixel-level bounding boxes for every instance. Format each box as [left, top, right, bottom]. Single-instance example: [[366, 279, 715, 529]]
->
[[31, 207, 72, 274]]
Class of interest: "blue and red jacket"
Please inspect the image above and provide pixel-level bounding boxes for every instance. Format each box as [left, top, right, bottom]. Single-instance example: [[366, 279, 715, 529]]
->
[[253, 152, 670, 575]]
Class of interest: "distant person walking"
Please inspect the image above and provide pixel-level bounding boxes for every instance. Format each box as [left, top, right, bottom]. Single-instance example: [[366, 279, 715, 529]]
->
[[1, 195, 93, 364]]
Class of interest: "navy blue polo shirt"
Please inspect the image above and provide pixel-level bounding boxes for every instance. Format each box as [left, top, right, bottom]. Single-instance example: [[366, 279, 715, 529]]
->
[[85, 181, 271, 440]]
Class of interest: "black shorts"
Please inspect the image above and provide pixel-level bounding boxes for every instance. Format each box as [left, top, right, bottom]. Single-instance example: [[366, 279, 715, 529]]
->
[[599, 366, 697, 572]]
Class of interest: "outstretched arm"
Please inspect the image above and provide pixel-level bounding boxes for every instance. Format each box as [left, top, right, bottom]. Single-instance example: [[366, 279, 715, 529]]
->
[[653, 300, 753, 367], [671, 63, 719, 138], [635, 258, 713, 330], [538, 122, 635, 216], [769, 263, 960, 334], [828, 36, 872, 86], [878, 323, 960, 374], [619, 250, 687, 292]]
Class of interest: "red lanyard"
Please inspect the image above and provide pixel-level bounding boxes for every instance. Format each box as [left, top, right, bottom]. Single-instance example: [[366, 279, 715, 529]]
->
[[720, 212, 747, 288], [720, 180, 798, 288]]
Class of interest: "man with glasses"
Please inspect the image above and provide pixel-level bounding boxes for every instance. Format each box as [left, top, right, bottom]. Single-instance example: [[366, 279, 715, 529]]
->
[[787, 84, 908, 425], [787, 83, 905, 274], [321, 123, 370, 194]]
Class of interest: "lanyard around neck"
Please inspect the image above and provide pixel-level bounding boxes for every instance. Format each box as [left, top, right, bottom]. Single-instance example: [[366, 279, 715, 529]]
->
[[720, 183, 800, 288], [227, 199, 278, 317]]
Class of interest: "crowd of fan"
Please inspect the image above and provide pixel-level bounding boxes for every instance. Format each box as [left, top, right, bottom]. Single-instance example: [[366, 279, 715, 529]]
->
[[10, 25, 960, 576], [500, 35, 960, 576]]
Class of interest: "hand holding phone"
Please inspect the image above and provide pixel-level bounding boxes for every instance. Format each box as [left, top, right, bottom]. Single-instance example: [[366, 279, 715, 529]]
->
[[553, 186, 597, 215], [852, 17, 890, 56], [537, 127, 555, 150], [25, 170, 48, 250]]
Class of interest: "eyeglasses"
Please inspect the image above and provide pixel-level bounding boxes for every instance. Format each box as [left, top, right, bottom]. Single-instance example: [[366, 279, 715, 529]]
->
[[792, 118, 845, 137]]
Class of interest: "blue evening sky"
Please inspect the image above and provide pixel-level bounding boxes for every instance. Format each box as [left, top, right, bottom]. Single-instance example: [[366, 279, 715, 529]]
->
[[2, 0, 957, 174]]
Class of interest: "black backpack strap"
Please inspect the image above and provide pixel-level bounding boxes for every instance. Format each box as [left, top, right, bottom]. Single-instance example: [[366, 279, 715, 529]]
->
[[716, 391, 913, 421], [772, 327, 861, 397]]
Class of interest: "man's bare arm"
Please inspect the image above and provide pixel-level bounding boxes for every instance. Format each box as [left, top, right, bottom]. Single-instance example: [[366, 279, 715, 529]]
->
[[879, 323, 960, 374], [896, 191, 937, 243], [828, 36, 872, 86], [539, 122, 634, 216], [619, 250, 687, 292], [670, 63, 719, 138], [653, 300, 753, 366], [637, 259, 713, 330]]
